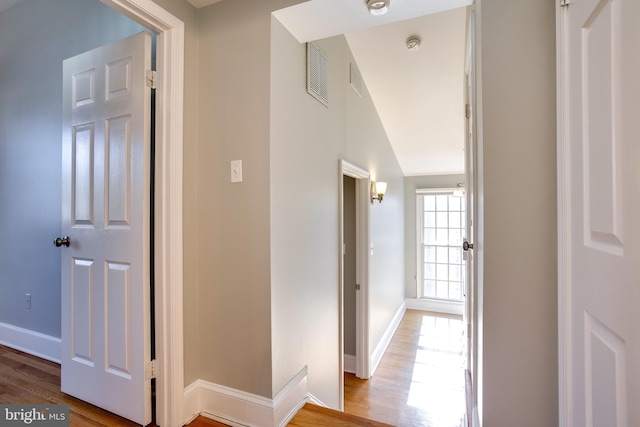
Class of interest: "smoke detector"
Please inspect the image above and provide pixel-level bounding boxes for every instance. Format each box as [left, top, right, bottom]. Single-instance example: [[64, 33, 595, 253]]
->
[[406, 36, 421, 52]]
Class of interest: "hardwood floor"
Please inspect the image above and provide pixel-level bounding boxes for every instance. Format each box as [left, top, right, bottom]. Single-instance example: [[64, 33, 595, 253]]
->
[[191, 309, 466, 427], [287, 403, 393, 427], [0, 309, 464, 427], [0, 345, 144, 426], [342, 309, 466, 427]]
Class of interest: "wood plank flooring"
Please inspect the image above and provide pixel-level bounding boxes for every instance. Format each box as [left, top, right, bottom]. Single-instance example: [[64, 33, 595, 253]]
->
[[0, 345, 145, 426], [287, 403, 393, 427], [341, 310, 466, 426], [0, 309, 464, 427]]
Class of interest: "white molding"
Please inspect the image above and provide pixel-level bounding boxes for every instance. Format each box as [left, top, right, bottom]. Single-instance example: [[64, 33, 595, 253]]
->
[[342, 160, 370, 179], [344, 354, 356, 374], [405, 298, 464, 316], [273, 367, 308, 427], [100, 1, 185, 426], [0, 322, 61, 363], [371, 302, 406, 376], [183, 368, 308, 427], [556, 1, 570, 426], [307, 393, 328, 407]]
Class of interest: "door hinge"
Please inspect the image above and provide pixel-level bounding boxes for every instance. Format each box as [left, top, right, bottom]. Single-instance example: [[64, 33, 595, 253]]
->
[[146, 70, 157, 89], [465, 103, 471, 119], [560, 0, 569, 7], [356, 284, 361, 291], [145, 359, 157, 380]]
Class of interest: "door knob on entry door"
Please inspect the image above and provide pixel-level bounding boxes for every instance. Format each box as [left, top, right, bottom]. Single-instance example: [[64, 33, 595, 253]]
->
[[463, 239, 473, 251], [54, 236, 71, 247]]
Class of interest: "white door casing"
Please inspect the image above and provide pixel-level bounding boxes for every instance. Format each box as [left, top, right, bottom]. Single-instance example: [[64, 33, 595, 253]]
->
[[61, 32, 151, 425], [99, 2, 184, 426], [339, 160, 371, 410], [558, 0, 640, 425], [464, 5, 478, 403]]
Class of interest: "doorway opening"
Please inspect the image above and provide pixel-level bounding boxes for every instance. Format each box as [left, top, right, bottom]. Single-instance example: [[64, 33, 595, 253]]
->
[[339, 160, 371, 410]]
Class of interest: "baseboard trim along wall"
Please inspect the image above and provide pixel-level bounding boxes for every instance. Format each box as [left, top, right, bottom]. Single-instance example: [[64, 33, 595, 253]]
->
[[183, 366, 308, 427], [370, 302, 406, 376], [405, 297, 464, 316], [0, 322, 61, 363]]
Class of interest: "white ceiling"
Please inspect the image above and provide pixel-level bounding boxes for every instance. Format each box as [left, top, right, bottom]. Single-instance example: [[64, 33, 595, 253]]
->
[[344, 9, 467, 175], [0, 0, 469, 176]]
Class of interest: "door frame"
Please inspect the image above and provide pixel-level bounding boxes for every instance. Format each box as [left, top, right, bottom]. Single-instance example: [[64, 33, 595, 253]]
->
[[339, 160, 371, 410], [556, 1, 570, 425], [464, 5, 482, 425], [100, 2, 184, 426]]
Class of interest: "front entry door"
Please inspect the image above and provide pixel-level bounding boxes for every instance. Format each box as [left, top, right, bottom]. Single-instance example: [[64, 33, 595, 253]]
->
[[60, 32, 152, 425], [559, 0, 640, 425]]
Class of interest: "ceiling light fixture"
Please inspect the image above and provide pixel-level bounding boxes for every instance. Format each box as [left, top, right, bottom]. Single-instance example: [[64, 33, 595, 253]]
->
[[406, 36, 421, 52], [366, 0, 390, 16]]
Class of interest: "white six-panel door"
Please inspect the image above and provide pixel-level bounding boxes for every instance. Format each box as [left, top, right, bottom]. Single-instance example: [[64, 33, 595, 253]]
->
[[61, 32, 151, 425], [559, 0, 639, 425]]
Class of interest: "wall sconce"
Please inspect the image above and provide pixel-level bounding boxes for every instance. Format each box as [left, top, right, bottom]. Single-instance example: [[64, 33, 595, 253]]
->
[[453, 183, 465, 197], [371, 181, 387, 204]]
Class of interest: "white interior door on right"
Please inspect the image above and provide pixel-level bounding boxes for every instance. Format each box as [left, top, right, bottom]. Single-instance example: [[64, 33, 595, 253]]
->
[[559, 0, 640, 425]]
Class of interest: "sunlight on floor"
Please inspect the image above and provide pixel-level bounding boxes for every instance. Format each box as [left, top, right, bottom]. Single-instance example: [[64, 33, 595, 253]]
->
[[407, 315, 466, 427]]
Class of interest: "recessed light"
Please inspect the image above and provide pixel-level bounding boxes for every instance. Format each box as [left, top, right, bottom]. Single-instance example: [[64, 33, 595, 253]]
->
[[366, 0, 390, 16]]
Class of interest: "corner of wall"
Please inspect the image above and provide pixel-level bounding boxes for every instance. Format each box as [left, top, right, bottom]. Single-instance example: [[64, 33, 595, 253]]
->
[[182, 367, 308, 427]]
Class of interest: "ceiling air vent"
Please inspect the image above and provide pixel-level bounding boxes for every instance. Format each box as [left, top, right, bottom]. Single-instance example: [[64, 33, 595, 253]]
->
[[307, 42, 329, 107]]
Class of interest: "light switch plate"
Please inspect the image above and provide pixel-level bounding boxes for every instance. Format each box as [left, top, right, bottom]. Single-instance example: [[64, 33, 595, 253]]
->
[[231, 160, 242, 183]]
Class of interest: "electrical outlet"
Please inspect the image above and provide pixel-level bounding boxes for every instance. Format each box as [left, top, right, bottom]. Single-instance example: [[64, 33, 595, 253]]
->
[[25, 293, 31, 309]]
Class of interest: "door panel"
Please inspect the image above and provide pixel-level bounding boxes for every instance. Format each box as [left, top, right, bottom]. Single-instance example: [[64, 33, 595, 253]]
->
[[61, 32, 151, 425], [560, 0, 639, 425]]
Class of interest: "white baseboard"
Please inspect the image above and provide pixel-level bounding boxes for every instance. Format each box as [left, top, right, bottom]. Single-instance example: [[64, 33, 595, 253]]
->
[[183, 366, 308, 427], [343, 354, 356, 374], [0, 321, 61, 363], [370, 302, 406, 376], [405, 298, 464, 316], [306, 393, 327, 407]]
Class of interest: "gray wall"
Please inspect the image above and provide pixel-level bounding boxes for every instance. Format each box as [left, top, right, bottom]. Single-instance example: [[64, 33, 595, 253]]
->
[[270, 20, 405, 407], [0, 0, 146, 338], [404, 174, 465, 298], [195, 0, 303, 398], [478, 0, 558, 425]]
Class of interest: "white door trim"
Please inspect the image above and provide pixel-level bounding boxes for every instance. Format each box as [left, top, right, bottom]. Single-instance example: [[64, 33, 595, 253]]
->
[[556, 2, 570, 425], [100, 1, 184, 426], [339, 160, 371, 410]]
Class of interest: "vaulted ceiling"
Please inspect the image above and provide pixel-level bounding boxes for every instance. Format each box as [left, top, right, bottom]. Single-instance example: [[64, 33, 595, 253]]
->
[[0, 0, 470, 176], [246, 0, 471, 176]]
